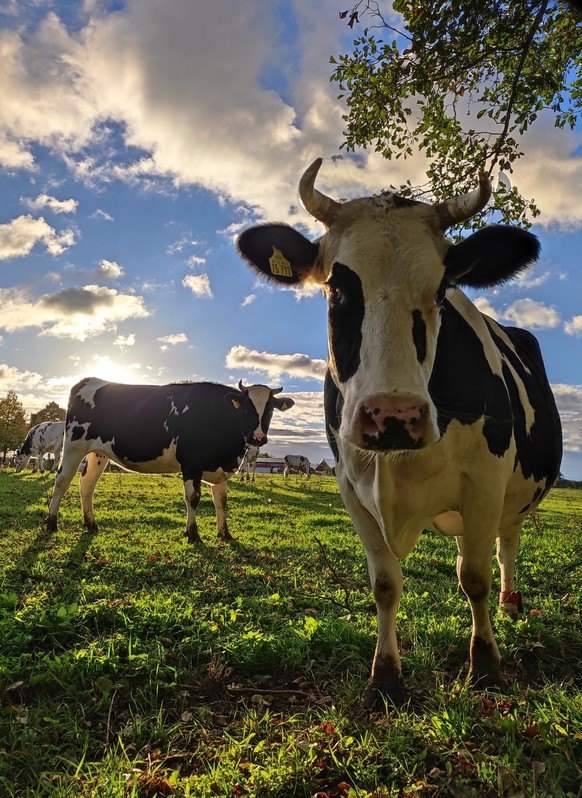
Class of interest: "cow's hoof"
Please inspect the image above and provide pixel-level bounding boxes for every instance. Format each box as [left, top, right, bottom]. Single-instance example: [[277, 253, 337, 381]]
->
[[218, 531, 234, 542], [468, 670, 505, 692], [185, 531, 203, 544], [362, 680, 408, 712], [499, 590, 523, 620]]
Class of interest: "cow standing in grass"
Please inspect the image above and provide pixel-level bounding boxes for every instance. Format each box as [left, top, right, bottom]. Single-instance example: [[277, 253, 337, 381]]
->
[[15, 422, 65, 473], [47, 378, 294, 542], [239, 445, 260, 482], [283, 454, 311, 478], [238, 158, 562, 707]]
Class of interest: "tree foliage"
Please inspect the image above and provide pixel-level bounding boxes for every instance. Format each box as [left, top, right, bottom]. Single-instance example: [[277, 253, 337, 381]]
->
[[332, 0, 582, 229], [0, 391, 28, 461], [30, 401, 66, 427]]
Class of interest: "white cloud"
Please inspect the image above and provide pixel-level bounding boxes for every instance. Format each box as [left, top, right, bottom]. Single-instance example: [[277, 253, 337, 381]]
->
[[22, 193, 78, 214], [158, 332, 188, 346], [114, 333, 136, 347], [564, 315, 582, 337], [241, 294, 256, 307], [551, 384, 582, 453], [187, 254, 206, 267], [96, 259, 124, 279], [474, 296, 561, 330], [182, 273, 212, 298], [501, 298, 561, 330], [0, 284, 149, 340], [0, 214, 76, 259], [226, 345, 326, 381], [93, 208, 113, 221]]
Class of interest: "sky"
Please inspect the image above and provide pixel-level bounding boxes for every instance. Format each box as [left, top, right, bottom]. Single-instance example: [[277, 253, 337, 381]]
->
[[0, 0, 581, 478]]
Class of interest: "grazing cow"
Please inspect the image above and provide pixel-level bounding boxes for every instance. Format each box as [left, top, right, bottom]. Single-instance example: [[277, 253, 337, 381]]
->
[[15, 422, 65, 473], [283, 454, 311, 478], [239, 445, 260, 482], [47, 379, 294, 542], [238, 158, 562, 707]]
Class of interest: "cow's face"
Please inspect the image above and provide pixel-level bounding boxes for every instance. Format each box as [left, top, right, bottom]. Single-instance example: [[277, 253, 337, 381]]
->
[[232, 382, 294, 446], [238, 159, 539, 455], [14, 452, 29, 472]]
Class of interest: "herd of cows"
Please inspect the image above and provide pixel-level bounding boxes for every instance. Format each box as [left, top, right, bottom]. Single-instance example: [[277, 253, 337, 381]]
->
[[12, 159, 562, 707]]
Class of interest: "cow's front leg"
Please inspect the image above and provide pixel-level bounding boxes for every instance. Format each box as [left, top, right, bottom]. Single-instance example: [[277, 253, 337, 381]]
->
[[339, 477, 405, 709], [210, 481, 232, 541], [46, 448, 87, 531], [79, 453, 109, 532], [363, 542, 405, 709], [458, 516, 503, 689], [497, 523, 523, 620], [182, 469, 203, 543]]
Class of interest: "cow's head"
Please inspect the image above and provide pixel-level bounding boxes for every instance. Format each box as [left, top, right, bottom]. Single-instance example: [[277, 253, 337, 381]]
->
[[14, 451, 29, 472], [238, 158, 539, 454], [229, 381, 294, 446]]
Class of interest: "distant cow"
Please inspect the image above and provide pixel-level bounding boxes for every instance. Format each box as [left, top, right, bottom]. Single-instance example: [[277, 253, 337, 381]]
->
[[239, 445, 260, 482], [238, 158, 562, 707], [283, 454, 311, 478], [47, 379, 294, 542], [15, 422, 65, 473]]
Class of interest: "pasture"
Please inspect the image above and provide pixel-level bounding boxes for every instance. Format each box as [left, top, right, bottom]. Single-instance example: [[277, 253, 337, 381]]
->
[[0, 470, 580, 797]]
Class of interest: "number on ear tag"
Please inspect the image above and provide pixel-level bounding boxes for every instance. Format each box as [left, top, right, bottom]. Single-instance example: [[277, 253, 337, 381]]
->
[[269, 247, 293, 278]]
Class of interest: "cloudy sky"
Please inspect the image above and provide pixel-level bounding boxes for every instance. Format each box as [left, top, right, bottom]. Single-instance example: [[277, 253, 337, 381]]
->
[[1, 0, 581, 477]]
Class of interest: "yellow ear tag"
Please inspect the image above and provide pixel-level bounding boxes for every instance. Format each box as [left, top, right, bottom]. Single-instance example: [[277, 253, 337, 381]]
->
[[269, 247, 293, 278], [232, 399, 241, 409]]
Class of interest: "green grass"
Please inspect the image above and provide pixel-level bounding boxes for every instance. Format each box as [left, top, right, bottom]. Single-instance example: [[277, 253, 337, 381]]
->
[[0, 470, 580, 797]]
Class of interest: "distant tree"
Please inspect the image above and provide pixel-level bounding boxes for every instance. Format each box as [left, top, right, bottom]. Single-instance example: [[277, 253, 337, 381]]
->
[[332, 0, 582, 231], [29, 401, 66, 427], [0, 391, 28, 463]]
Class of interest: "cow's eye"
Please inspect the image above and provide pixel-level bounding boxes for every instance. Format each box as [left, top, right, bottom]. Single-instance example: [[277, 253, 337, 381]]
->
[[327, 284, 343, 304]]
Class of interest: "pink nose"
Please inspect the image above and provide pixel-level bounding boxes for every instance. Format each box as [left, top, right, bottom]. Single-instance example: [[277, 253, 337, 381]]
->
[[360, 395, 429, 450], [253, 431, 266, 443]]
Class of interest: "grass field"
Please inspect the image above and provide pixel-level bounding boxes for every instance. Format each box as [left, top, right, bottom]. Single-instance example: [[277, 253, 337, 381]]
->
[[0, 470, 580, 797]]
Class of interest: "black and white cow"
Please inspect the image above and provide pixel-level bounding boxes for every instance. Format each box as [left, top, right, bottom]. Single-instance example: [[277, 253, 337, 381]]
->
[[238, 158, 562, 707], [283, 454, 311, 478], [15, 421, 65, 473], [47, 378, 294, 542], [239, 445, 260, 482]]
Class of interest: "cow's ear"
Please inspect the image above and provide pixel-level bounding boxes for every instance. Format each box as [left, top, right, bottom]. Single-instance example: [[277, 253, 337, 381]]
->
[[273, 395, 295, 412], [444, 227, 540, 288], [224, 392, 242, 410], [238, 224, 319, 285]]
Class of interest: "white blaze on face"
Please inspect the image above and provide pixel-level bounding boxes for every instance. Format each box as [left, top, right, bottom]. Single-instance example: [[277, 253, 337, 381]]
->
[[323, 199, 448, 449], [244, 384, 273, 442]]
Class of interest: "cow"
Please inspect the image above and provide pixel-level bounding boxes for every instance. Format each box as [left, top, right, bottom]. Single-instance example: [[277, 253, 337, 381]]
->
[[239, 445, 260, 481], [237, 158, 562, 708], [46, 378, 294, 542], [15, 421, 65, 473], [283, 454, 311, 478]]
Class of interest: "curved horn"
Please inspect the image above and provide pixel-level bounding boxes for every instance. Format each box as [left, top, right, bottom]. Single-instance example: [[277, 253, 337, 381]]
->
[[238, 380, 248, 394], [434, 172, 492, 230], [299, 158, 342, 226], [271, 387, 283, 395]]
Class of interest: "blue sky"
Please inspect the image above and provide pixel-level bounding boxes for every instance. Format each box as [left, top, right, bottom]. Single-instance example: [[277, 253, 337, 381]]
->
[[1, 0, 581, 478]]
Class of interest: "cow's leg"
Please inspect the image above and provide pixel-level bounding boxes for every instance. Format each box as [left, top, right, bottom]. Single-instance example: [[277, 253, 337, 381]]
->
[[46, 449, 88, 531], [38, 454, 46, 474], [79, 453, 109, 532], [182, 469, 203, 543], [210, 481, 233, 541], [458, 510, 503, 689], [52, 440, 64, 473], [497, 523, 523, 619], [340, 480, 405, 709]]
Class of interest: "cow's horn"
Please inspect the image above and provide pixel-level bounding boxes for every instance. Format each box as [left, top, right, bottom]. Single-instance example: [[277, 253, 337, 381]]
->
[[299, 158, 342, 226], [434, 172, 492, 229], [238, 380, 248, 394], [271, 387, 283, 395]]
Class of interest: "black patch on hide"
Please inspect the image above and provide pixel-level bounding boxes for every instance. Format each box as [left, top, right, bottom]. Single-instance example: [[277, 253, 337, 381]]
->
[[327, 262, 364, 384]]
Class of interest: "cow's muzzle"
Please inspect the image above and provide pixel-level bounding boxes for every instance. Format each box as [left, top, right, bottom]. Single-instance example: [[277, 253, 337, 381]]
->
[[249, 432, 267, 446], [358, 394, 432, 451]]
